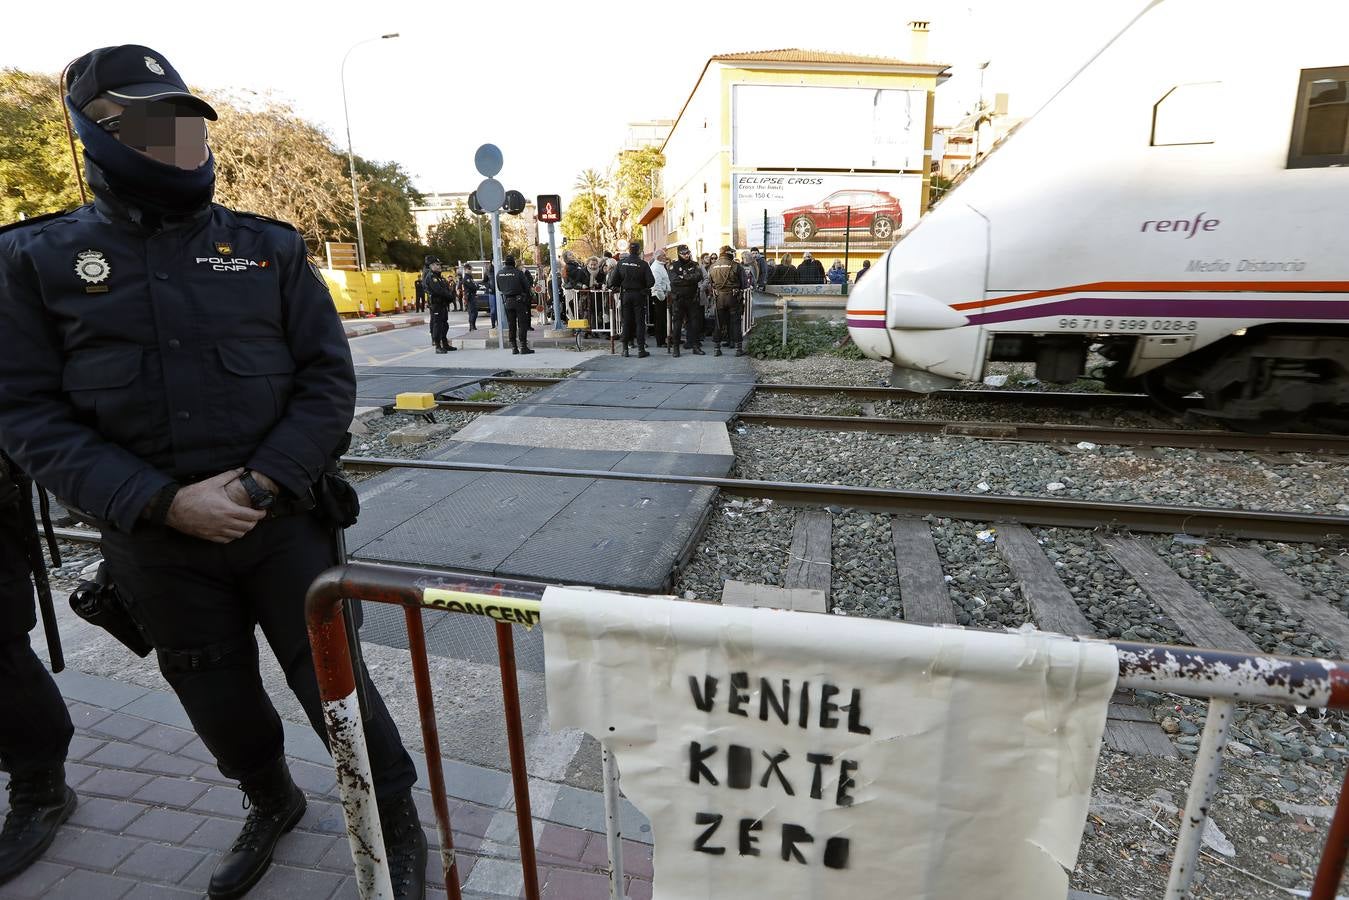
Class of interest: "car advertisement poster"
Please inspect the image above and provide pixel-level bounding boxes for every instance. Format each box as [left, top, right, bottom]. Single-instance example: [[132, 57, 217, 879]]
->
[[732, 173, 924, 250]]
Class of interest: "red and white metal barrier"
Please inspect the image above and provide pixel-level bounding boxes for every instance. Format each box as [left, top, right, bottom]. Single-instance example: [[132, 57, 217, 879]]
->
[[306, 560, 1349, 900]]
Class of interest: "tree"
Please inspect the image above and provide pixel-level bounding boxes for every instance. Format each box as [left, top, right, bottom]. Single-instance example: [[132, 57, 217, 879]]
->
[[561, 147, 666, 257], [426, 206, 486, 266], [0, 69, 85, 221], [330, 156, 423, 266], [204, 90, 351, 248], [614, 146, 664, 241]]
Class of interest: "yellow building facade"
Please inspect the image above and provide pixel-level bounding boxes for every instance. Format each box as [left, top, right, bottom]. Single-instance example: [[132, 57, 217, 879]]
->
[[642, 44, 949, 277]]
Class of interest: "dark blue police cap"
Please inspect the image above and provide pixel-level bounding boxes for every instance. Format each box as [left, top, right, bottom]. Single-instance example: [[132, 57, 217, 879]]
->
[[66, 45, 217, 120]]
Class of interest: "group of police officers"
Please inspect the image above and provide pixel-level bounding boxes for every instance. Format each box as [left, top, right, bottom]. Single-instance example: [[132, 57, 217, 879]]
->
[[587, 240, 748, 358], [0, 45, 428, 898]]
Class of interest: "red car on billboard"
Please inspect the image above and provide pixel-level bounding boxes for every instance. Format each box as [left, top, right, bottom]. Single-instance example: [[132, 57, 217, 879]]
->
[[781, 189, 902, 242]]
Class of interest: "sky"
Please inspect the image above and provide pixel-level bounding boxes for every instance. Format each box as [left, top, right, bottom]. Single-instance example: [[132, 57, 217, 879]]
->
[[3, 0, 1147, 203]]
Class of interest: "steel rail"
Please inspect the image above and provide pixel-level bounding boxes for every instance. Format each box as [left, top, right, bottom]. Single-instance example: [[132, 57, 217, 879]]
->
[[405, 400, 1347, 454], [329, 456, 1346, 543], [480, 375, 1187, 409], [734, 412, 1349, 454]]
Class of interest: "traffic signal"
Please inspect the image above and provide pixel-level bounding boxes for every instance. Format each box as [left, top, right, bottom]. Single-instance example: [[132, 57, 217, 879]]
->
[[467, 191, 483, 215], [503, 190, 527, 216], [537, 194, 562, 223]]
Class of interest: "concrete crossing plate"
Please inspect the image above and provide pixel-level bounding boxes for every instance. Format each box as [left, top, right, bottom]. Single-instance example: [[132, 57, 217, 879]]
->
[[453, 415, 733, 456], [493, 404, 736, 423], [496, 479, 718, 591], [576, 354, 754, 376], [574, 371, 756, 384]]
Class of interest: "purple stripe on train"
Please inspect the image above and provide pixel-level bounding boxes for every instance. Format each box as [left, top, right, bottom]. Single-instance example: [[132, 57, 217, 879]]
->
[[846, 318, 887, 329], [965, 297, 1349, 327]]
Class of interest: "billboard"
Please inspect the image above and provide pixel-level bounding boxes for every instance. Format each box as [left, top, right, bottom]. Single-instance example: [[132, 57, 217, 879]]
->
[[732, 85, 928, 171], [732, 173, 924, 250]]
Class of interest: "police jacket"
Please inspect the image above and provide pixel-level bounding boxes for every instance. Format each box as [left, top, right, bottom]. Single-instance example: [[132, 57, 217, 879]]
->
[[606, 254, 654, 296], [668, 258, 702, 298], [709, 254, 744, 296], [422, 269, 455, 307], [797, 258, 826, 284], [0, 197, 356, 534], [496, 265, 532, 300], [459, 275, 478, 299]]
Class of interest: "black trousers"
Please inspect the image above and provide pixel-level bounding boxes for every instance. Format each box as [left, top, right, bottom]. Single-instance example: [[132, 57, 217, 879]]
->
[[649, 298, 668, 346], [670, 294, 702, 348], [430, 305, 449, 346], [100, 513, 416, 798], [0, 508, 72, 778], [715, 294, 744, 347], [504, 298, 530, 347], [466, 295, 478, 330], [620, 292, 647, 350]]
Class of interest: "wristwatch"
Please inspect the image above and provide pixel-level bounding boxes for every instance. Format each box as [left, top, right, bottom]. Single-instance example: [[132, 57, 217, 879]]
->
[[238, 470, 276, 510]]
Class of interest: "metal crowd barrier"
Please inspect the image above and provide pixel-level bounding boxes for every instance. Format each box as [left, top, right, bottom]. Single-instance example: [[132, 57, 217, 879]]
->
[[306, 560, 1349, 900]]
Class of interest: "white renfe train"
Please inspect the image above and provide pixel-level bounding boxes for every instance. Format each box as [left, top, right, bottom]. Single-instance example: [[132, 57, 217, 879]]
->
[[846, 0, 1349, 432]]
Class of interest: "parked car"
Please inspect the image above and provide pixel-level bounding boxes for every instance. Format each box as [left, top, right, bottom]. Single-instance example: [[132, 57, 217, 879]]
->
[[781, 190, 902, 242]]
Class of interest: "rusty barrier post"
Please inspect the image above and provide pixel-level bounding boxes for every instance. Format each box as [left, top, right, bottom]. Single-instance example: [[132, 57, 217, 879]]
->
[[307, 592, 394, 899], [308, 561, 1349, 900]]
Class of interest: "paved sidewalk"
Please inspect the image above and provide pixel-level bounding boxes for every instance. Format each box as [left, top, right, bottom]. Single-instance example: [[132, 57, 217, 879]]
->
[[0, 669, 653, 900]]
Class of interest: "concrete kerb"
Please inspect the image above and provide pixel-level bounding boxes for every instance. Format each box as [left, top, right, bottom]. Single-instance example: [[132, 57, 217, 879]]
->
[[343, 315, 428, 339]]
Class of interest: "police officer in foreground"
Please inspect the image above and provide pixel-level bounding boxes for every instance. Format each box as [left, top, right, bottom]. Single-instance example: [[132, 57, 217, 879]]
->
[[422, 255, 457, 353], [0, 454, 74, 885], [667, 244, 704, 357], [607, 240, 655, 358], [0, 46, 426, 899], [709, 245, 747, 357]]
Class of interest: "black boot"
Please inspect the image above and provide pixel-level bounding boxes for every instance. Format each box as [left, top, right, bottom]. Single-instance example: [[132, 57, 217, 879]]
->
[[638, 348, 650, 358], [692, 345, 705, 355], [511, 344, 520, 355], [379, 792, 427, 900], [521, 343, 535, 355], [208, 761, 306, 900], [622, 345, 630, 358], [0, 766, 76, 885], [735, 344, 747, 357], [672, 344, 681, 358], [714, 345, 723, 357]]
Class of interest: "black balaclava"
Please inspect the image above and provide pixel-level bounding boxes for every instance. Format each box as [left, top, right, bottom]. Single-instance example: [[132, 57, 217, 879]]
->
[[68, 100, 215, 224]]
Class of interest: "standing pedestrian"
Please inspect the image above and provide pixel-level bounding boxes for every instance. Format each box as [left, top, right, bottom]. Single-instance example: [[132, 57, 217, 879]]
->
[[709, 245, 747, 357], [752, 247, 768, 290], [0, 45, 427, 899], [646, 249, 670, 348], [0, 453, 74, 885], [668, 244, 704, 357], [828, 260, 848, 284], [797, 251, 825, 285], [460, 269, 480, 331], [422, 257, 457, 353], [607, 240, 654, 358], [413, 270, 426, 313], [769, 253, 798, 284], [496, 255, 534, 355], [562, 251, 584, 320], [855, 259, 872, 281], [483, 261, 498, 329]]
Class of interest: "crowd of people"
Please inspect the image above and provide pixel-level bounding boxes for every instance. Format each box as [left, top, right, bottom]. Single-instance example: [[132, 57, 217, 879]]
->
[[413, 242, 871, 356]]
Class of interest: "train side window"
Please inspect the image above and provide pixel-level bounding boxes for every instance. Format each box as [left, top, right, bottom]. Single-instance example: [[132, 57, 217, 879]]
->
[[1151, 82, 1219, 146], [1288, 66, 1349, 168]]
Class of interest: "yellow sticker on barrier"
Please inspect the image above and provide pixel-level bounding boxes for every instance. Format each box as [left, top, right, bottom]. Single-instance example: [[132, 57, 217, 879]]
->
[[422, 589, 542, 629]]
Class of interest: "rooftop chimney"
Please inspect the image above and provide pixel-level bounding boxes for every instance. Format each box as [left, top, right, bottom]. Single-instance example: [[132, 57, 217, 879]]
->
[[908, 20, 929, 62]]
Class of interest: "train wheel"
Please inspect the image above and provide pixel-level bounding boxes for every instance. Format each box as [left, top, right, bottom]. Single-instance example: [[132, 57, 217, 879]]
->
[[1140, 369, 1192, 417]]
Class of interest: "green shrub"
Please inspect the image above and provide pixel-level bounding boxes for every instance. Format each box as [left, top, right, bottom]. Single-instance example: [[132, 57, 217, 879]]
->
[[746, 317, 863, 360]]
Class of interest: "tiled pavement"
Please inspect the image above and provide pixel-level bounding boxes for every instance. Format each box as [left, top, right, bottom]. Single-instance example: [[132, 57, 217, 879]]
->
[[0, 673, 653, 900]]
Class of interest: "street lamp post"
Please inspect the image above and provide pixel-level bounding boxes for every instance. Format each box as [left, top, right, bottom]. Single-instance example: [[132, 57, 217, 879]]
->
[[341, 33, 399, 271]]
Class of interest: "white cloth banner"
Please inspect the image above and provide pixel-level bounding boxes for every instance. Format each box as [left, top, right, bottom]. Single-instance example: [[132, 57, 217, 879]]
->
[[543, 588, 1118, 900]]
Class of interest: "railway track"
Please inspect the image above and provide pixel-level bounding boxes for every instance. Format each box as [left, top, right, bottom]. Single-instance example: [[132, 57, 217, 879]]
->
[[485, 375, 1192, 410], [427, 399, 1349, 454]]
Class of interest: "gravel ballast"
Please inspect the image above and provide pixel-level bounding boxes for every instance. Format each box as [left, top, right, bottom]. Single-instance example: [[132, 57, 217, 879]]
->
[[730, 425, 1349, 514]]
